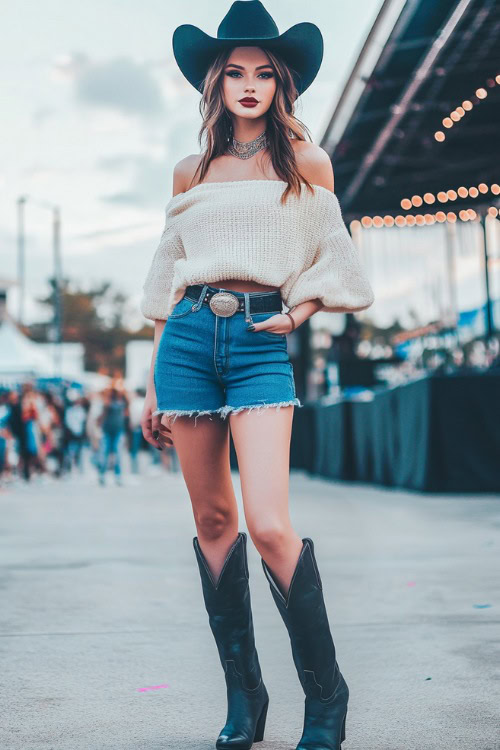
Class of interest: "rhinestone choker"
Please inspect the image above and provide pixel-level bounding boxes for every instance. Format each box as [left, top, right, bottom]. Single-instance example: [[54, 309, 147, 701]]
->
[[227, 130, 268, 160]]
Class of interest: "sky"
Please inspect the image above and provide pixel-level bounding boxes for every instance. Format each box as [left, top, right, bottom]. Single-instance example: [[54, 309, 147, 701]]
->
[[0, 0, 385, 328]]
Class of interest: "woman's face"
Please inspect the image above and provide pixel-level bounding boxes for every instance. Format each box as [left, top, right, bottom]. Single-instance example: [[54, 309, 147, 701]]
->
[[222, 46, 277, 120]]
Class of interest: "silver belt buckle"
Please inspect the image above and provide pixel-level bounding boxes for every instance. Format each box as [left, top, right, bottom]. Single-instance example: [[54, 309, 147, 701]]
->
[[209, 291, 240, 317]]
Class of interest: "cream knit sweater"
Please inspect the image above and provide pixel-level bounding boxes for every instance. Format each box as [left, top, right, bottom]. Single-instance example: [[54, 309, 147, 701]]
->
[[140, 179, 374, 321]]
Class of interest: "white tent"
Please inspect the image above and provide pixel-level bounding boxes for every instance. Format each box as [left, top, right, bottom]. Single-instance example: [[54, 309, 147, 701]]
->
[[0, 318, 111, 390], [0, 317, 54, 384]]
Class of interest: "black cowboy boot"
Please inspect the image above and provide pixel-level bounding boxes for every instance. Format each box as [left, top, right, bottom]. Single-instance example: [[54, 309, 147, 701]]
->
[[261, 537, 349, 750], [193, 531, 269, 749]]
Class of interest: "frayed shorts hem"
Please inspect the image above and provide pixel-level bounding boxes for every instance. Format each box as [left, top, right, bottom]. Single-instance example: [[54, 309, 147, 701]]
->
[[153, 398, 303, 425]]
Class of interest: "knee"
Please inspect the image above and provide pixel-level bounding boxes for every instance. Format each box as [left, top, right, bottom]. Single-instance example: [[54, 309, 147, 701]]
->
[[195, 505, 234, 541], [247, 521, 290, 556]]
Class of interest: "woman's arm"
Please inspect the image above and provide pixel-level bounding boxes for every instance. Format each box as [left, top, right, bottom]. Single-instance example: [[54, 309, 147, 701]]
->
[[140, 162, 191, 448], [141, 319, 172, 448]]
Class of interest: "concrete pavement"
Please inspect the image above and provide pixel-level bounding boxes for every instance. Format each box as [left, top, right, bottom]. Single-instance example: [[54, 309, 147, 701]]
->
[[1, 460, 499, 749]]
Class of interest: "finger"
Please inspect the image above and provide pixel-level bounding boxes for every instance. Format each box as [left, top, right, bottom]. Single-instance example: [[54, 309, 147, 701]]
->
[[157, 420, 173, 446], [157, 432, 173, 447], [151, 413, 162, 434], [141, 422, 157, 448], [159, 416, 173, 437], [141, 416, 152, 439], [155, 413, 174, 445]]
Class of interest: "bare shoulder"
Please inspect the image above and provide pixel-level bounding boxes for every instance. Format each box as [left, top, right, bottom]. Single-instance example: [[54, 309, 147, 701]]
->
[[292, 140, 334, 192], [172, 154, 203, 196]]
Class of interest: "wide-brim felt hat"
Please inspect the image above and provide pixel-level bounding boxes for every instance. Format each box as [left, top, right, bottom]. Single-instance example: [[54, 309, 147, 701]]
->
[[172, 0, 323, 98]]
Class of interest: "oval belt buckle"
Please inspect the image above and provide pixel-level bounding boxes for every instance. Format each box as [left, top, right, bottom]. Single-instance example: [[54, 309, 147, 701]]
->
[[209, 292, 239, 317]]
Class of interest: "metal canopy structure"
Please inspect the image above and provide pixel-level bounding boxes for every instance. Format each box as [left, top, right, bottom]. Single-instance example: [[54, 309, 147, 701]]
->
[[320, 0, 500, 223]]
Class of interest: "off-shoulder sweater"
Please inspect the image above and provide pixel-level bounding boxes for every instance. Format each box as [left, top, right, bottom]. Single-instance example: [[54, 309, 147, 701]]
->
[[140, 179, 374, 321]]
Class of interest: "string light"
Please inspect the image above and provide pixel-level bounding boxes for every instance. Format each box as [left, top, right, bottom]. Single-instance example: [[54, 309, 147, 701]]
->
[[433, 74, 498, 141], [353, 205, 498, 229], [361, 67, 500, 234], [400, 181, 498, 209]]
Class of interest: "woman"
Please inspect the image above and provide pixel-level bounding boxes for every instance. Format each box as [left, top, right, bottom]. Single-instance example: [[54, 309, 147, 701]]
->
[[140, 2, 374, 748]]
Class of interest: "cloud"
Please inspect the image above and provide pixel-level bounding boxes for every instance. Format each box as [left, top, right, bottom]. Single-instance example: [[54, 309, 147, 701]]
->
[[32, 106, 58, 127], [75, 56, 166, 116], [98, 153, 172, 207], [50, 52, 90, 82]]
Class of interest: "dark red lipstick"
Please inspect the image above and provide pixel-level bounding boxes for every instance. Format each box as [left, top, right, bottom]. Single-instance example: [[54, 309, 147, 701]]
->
[[239, 97, 259, 107]]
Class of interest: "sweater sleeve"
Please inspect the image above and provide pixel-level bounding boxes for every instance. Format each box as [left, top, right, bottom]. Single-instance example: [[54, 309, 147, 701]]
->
[[140, 206, 185, 321], [285, 192, 374, 314]]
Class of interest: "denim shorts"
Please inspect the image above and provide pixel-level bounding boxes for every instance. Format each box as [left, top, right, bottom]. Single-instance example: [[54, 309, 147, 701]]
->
[[154, 283, 303, 423]]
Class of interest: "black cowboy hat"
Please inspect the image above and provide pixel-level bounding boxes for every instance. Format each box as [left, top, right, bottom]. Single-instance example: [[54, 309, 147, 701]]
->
[[172, 0, 324, 98]]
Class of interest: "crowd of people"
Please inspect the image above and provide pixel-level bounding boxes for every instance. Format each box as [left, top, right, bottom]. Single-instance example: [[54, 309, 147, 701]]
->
[[0, 381, 178, 489]]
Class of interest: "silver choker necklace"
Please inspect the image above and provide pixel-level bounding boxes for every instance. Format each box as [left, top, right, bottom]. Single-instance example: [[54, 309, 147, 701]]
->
[[227, 130, 268, 159]]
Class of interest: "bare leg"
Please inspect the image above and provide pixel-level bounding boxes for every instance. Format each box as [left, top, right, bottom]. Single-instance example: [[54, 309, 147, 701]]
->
[[228, 405, 303, 597], [166, 412, 270, 746], [162, 412, 239, 582]]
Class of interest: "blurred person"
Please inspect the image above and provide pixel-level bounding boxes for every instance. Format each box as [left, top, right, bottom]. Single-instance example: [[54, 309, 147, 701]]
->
[[22, 384, 43, 474], [97, 388, 128, 486], [86, 392, 104, 470], [128, 387, 145, 474], [0, 391, 12, 487], [6, 390, 26, 480], [64, 395, 88, 473], [10, 384, 45, 481], [37, 391, 64, 476], [44, 391, 66, 477]]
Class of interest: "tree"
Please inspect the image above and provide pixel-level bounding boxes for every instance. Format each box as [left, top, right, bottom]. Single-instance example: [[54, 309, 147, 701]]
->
[[27, 277, 152, 374]]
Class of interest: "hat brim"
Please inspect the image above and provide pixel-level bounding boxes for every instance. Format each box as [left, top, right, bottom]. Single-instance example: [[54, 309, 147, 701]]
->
[[172, 21, 323, 97]]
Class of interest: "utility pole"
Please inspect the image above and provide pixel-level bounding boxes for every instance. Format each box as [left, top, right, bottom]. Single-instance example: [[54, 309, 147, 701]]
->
[[16, 196, 27, 326], [15, 195, 63, 376], [52, 206, 63, 376]]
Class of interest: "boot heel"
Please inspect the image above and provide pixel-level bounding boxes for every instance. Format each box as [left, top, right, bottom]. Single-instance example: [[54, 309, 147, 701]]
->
[[340, 710, 347, 744], [253, 699, 269, 742]]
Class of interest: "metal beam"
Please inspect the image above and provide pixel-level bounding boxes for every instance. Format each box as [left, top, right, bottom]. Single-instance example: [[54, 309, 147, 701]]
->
[[340, 0, 475, 210]]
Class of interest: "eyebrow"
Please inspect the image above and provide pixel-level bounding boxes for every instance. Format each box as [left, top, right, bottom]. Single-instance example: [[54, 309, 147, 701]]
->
[[224, 63, 274, 70]]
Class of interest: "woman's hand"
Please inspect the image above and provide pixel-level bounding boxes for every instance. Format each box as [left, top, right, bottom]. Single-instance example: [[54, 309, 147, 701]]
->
[[140, 391, 173, 449], [248, 313, 295, 335]]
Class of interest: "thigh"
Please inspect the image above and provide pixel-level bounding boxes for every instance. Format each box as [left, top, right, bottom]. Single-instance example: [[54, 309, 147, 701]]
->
[[224, 310, 300, 412], [229, 405, 294, 534], [155, 298, 224, 415], [168, 413, 238, 525]]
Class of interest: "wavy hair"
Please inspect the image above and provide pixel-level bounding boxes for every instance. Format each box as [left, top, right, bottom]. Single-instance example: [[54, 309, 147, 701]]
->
[[187, 47, 316, 205]]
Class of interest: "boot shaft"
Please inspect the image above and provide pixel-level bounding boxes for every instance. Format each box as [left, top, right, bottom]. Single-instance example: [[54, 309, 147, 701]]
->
[[194, 531, 262, 688], [261, 537, 344, 703]]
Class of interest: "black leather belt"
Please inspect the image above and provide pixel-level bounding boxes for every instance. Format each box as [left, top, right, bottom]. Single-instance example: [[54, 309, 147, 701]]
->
[[184, 284, 283, 315]]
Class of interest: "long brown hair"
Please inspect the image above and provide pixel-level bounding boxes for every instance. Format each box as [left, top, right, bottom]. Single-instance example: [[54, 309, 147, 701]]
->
[[187, 47, 316, 205]]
